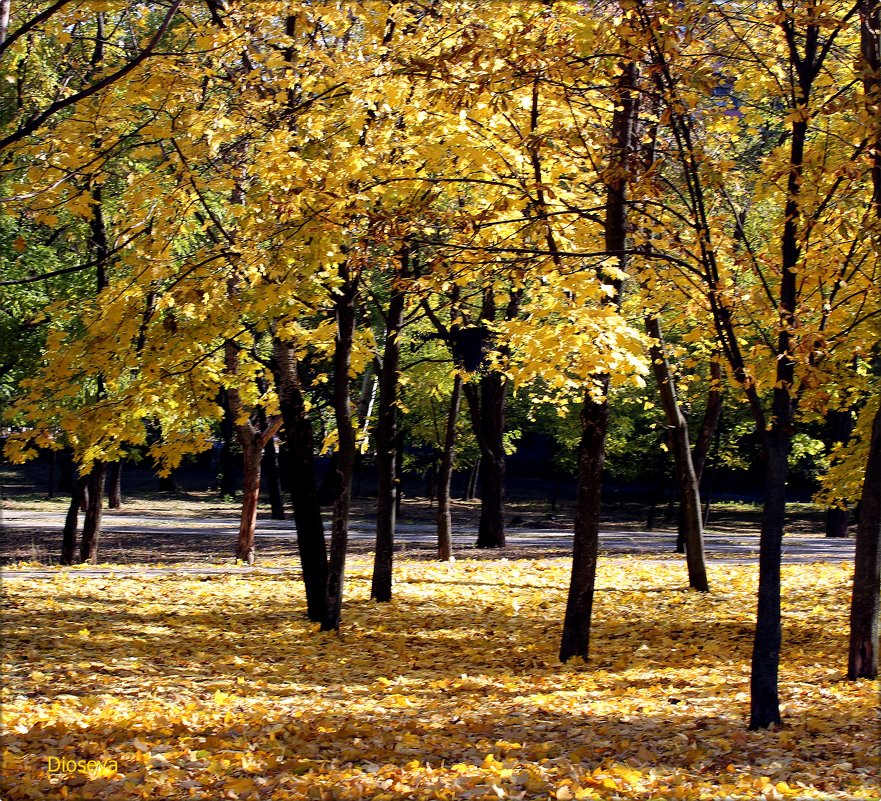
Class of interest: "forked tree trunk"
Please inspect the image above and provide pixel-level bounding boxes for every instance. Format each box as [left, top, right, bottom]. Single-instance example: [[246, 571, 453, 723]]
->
[[848, 403, 881, 679], [646, 315, 709, 591], [272, 338, 327, 622], [372, 248, 408, 602], [106, 461, 122, 509], [560, 382, 611, 661], [79, 462, 106, 564], [225, 342, 283, 566], [438, 373, 463, 560], [61, 475, 88, 565], [322, 267, 357, 631]]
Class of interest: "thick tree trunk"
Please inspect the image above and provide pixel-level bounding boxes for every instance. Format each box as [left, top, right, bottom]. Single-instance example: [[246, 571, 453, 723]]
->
[[438, 373, 462, 561], [646, 315, 709, 591], [262, 436, 285, 520], [272, 338, 328, 622], [61, 475, 88, 566], [106, 461, 122, 509], [322, 268, 357, 631], [848, 403, 881, 679], [372, 250, 407, 602], [79, 462, 106, 564], [465, 372, 507, 548], [560, 384, 610, 661]]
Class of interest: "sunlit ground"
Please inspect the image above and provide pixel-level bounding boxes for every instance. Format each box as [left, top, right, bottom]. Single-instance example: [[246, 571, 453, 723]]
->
[[1, 557, 877, 800]]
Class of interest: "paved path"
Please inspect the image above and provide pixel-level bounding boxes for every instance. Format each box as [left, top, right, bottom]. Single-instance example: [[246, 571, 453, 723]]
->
[[0, 509, 855, 579]]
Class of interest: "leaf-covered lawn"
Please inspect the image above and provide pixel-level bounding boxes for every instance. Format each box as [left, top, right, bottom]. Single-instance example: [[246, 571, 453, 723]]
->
[[1, 558, 877, 800]]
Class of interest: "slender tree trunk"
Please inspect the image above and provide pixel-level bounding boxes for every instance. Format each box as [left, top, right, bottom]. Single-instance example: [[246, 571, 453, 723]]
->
[[372, 249, 407, 602], [465, 371, 507, 548], [646, 315, 709, 591], [218, 389, 238, 499], [464, 457, 479, 500], [106, 461, 122, 509], [61, 475, 88, 566], [847, 0, 881, 681], [0, 0, 10, 46], [272, 338, 327, 622], [438, 373, 462, 560], [322, 267, 357, 631], [560, 59, 638, 662], [79, 462, 106, 564], [262, 436, 285, 520], [560, 383, 611, 661], [236, 440, 263, 564], [47, 449, 56, 499], [848, 403, 881, 679]]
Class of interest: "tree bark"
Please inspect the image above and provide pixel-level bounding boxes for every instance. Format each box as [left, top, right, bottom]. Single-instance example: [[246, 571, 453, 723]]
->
[[847, 0, 881, 681], [61, 474, 87, 566], [218, 389, 238, 499], [560, 58, 638, 662], [236, 439, 263, 564], [225, 341, 283, 565], [438, 373, 462, 561], [106, 461, 122, 509], [560, 383, 611, 661], [372, 248, 408, 602], [848, 403, 881, 679], [262, 436, 285, 520], [465, 371, 507, 548], [322, 264, 357, 631], [272, 338, 328, 622], [646, 315, 709, 591], [79, 462, 105, 564]]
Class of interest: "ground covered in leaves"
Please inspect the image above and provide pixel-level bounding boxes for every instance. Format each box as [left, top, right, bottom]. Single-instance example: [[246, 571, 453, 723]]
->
[[1, 557, 877, 800]]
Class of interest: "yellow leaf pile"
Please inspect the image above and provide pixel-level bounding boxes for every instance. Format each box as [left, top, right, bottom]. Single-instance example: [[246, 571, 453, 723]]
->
[[1, 558, 877, 800]]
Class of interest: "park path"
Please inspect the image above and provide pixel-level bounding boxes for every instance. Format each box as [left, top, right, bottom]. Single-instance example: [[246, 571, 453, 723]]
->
[[0, 508, 855, 579]]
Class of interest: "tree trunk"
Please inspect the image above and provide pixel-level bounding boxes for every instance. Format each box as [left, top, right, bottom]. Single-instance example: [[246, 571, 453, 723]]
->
[[847, 0, 881, 681], [848, 403, 881, 679], [79, 462, 106, 564], [158, 470, 176, 492], [438, 373, 462, 561], [236, 440, 262, 564], [824, 409, 854, 537], [464, 457, 479, 500], [750, 429, 789, 729], [322, 266, 357, 631], [560, 384, 610, 661], [465, 372, 507, 548], [61, 475, 88, 566], [272, 338, 328, 622], [560, 58, 637, 662], [646, 315, 709, 592], [262, 436, 285, 520], [106, 461, 122, 509], [372, 249, 407, 602], [218, 389, 238, 499]]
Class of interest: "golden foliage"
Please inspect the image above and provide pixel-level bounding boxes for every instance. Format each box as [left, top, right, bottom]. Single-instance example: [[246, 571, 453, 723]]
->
[[1, 557, 877, 800]]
